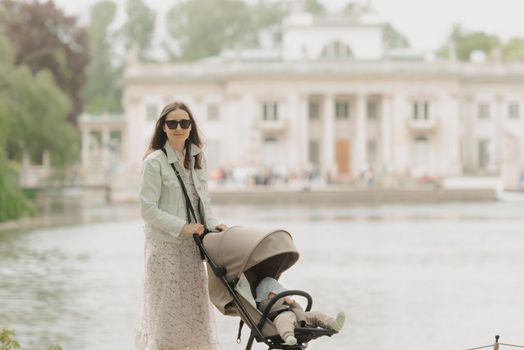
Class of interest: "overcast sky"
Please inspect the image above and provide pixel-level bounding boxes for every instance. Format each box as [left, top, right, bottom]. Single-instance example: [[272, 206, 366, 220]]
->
[[54, 0, 524, 52]]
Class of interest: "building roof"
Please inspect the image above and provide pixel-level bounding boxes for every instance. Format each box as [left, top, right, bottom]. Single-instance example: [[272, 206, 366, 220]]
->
[[122, 60, 524, 85]]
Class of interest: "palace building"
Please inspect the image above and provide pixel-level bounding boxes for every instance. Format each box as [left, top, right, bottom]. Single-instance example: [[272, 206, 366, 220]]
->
[[81, 1, 524, 197]]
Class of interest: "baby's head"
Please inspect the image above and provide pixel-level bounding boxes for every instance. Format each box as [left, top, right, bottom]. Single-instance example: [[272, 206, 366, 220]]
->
[[255, 277, 288, 302]]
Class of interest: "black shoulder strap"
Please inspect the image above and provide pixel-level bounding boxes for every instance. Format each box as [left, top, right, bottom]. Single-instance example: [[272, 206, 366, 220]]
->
[[160, 148, 199, 224], [236, 319, 244, 344]]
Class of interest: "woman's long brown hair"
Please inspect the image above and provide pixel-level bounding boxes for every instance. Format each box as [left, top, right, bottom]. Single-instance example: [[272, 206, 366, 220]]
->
[[144, 102, 203, 169]]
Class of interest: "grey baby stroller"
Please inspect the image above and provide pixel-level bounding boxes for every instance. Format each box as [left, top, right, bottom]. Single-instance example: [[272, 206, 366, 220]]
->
[[194, 226, 338, 350]]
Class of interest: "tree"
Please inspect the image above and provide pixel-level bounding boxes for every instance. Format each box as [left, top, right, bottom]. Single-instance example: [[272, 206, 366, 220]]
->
[[343, 1, 364, 16], [1, 0, 89, 124], [439, 24, 500, 61], [305, 0, 327, 15], [250, 0, 287, 47], [82, 0, 122, 114], [383, 23, 410, 49], [0, 35, 34, 221], [0, 32, 79, 169], [165, 0, 260, 60], [502, 37, 524, 62], [121, 0, 156, 60]]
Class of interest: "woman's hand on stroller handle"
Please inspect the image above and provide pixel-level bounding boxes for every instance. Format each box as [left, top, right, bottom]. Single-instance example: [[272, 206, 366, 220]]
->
[[182, 223, 205, 236]]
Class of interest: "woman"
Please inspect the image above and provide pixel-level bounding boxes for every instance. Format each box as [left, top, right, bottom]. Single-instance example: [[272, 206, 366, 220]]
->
[[136, 102, 226, 350]]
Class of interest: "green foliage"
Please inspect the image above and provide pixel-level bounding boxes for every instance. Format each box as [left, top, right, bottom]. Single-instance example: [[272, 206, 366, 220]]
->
[[2, 63, 79, 167], [122, 0, 156, 60], [1, 0, 89, 124], [249, 0, 287, 47], [0, 329, 62, 350], [439, 24, 524, 62], [82, 0, 122, 114], [439, 24, 501, 61], [0, 35, 34, 221], [0, 329, 20, 350], [383, 23, 410, 49], [46, 346, 62, 350], [501, 37, 524, 62], [165, 0, 261, 60], [305, 0, 327, 15], [0, 153, 36, 222], [343, 1, 364, 16], [0, 33, 77, 220]]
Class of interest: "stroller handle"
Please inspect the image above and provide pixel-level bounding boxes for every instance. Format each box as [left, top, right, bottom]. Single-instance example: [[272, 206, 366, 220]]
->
[[257, 290, 313, 331]]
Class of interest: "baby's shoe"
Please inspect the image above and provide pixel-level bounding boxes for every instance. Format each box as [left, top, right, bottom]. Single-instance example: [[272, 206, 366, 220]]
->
[[330, 312, 346, 332], [284, 335, 297, 346]]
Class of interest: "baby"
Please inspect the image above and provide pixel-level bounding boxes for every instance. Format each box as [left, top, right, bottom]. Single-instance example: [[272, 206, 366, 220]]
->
[[255, 277, 345, 346]]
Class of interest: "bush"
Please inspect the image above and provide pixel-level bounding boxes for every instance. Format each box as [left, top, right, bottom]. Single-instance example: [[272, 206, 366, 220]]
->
[[0, 329, 61, 350]]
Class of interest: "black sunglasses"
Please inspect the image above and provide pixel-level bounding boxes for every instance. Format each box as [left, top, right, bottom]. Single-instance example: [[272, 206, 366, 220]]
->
[[165, 119, 192, 129]]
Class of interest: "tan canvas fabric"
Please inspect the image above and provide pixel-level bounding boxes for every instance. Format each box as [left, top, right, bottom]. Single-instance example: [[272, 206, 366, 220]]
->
[[204, 226, 299, 315]]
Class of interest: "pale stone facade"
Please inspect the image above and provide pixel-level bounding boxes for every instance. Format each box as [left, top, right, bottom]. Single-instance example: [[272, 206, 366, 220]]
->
[[86, 6, 524, 194]]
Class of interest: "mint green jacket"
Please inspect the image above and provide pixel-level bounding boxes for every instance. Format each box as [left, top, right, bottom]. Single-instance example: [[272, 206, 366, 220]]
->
[[139, 142, 219, 241]]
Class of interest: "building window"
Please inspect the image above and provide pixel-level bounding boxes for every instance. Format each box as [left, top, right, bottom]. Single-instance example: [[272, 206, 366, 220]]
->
[[262, 101, 278, 121], [308, 101, 320, 120], [90, 131, 102, 149], [320, 41, 353, 59], [109, 130, 121, 154], [412, 100, 429, 120], [207, 103, 220, 121], [508, 102, 520, 119], [367, 101, 378, 120], [367, 139, 377, 164], [145, 103, 158, 121], [261, 136, 280, 169], [478, 103, 490, 119], [335, 101, 350, 119], [478, 138, 490, 170], [309, 140, 320, 167], [412, 136, 431, 176]]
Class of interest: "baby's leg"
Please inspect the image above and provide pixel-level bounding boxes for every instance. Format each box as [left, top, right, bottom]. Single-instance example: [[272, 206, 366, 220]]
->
[[273, 311, 297, 341], [304, 311, 335, 329]]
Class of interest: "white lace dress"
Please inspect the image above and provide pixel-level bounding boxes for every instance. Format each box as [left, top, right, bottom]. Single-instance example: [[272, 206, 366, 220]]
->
[[136, 160, 221, 350]]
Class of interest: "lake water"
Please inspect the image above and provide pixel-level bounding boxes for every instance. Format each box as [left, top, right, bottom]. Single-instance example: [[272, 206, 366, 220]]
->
[[1, 201, 523, 350]]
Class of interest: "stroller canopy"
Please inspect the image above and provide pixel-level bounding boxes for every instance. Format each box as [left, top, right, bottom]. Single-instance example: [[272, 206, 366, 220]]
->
[[204, 226, 299, 315]]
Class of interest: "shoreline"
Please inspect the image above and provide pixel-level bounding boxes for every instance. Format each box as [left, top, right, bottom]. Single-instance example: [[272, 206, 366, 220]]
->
[[0, 188, 499, 232], [208, 187, 497, 205]]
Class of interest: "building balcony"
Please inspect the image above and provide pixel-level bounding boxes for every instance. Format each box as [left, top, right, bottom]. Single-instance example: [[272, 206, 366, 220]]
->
[[256, 118, 287, 132], [406, 116, 439, 132]]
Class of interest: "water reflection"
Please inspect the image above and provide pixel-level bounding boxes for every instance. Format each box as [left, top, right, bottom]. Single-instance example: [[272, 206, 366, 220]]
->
[[1, 201, 524, 350]]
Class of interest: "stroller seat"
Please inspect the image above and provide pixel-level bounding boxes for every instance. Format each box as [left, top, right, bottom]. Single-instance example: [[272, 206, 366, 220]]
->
[[195, 226, 339, 350]]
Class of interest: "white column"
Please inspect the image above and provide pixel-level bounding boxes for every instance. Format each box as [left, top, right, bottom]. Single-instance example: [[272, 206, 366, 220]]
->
[[102, 129, 110, 175], [322, 94, 335, 177], [125, 96, 142, 171], [286, 93, 298, 170], [354, 93, 368, 176], [223, 94, 237, 167], [299, 94, 309, 169], [287, 92, 306, 171], [392, 93, 409, 175], [494, 95, 503, 175], [243, 94, 258, 167], [381, 94, 392, 171], [462, 96, 474, 173], [444, 93, 462, 176]]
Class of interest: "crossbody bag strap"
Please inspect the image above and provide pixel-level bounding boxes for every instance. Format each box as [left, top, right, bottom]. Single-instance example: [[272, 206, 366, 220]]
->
[[160, 148, 199, 224]]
